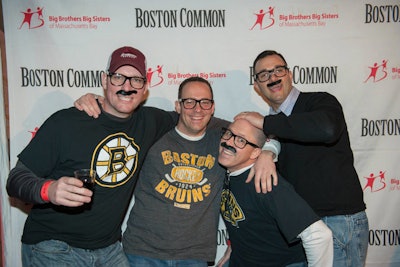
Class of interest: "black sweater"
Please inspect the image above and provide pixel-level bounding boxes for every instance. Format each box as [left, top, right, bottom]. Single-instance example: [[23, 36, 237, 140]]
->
[[263, 92, 365, 217]]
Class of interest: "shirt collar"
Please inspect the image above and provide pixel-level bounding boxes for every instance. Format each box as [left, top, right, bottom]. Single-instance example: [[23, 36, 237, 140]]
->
[[269, 86, 300, 116], [228, 164, 254, 177], [175, 127, 206, 141]]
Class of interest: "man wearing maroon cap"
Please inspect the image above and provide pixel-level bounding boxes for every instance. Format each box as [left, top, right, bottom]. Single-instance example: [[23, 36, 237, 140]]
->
[[8, 45, 279, 267], [6, 46, 176, 266]]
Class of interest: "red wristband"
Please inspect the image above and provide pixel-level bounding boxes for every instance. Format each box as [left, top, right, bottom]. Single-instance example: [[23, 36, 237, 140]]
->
[[40, 180, 53, 202], [226, 239, 231, 246]]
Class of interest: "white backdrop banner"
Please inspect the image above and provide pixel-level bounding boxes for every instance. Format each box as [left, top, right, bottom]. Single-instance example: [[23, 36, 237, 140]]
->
[[1, 0, 399, 266]]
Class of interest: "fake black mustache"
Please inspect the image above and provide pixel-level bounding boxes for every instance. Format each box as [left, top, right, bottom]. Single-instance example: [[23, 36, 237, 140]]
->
[[221, 142, 236, 154], [267, 79, 282, 87], [117, 90, 137, 96]]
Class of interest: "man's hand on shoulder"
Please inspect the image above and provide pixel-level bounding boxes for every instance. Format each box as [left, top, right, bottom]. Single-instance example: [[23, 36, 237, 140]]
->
[[246, 150, 278, 193], [74, 93, 103, 118]]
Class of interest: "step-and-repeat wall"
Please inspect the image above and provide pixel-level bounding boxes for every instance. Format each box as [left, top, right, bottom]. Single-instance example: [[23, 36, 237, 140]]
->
[[1, 1, 399, 266]]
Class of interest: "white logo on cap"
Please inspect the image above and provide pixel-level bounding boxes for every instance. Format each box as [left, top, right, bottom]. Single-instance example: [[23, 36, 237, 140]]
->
[[120, 53, 137, 59]]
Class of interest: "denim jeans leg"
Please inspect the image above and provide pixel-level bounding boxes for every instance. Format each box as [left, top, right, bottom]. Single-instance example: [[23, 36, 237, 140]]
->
[[350, 211, 369, 266], [126, 253, 164, 267], [22, 240, 75, 267], [175, 259, 208, 267], [92, 241, 129, 267], [22, 240, 129, 267], [126, 253, 208, 267], [322, 211, 369, 267]]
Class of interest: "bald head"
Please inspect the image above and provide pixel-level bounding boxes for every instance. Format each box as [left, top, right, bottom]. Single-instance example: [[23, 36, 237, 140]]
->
[[218, 119, 265, 172]]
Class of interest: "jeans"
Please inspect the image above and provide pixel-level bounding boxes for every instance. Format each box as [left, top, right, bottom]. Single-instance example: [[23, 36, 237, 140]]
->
[[322, 211, 369, 267], [126, 253, 208, 267], [22, 240, 130, 267]]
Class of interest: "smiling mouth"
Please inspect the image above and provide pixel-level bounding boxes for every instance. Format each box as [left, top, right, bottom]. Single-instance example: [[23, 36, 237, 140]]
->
[[191, 115, 205, 120]]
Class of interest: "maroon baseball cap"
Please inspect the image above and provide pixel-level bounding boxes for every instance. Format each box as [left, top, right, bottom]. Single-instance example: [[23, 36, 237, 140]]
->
[[107, 46, 147, 77]]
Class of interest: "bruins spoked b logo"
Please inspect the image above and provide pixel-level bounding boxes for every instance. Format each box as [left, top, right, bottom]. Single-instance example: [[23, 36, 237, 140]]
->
[[92, 133, 139, 188]]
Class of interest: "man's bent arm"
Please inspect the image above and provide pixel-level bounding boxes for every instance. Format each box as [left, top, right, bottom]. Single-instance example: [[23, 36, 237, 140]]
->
[[7, 160, 48, 204], [298, 220, 333, 267]]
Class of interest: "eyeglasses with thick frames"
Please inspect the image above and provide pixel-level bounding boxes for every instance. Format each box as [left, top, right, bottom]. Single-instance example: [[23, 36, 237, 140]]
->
[[254, 66, 288, 82], [108, 72, 146, 89], [179, 98, 214, 110], [221, 128, 259, 149]]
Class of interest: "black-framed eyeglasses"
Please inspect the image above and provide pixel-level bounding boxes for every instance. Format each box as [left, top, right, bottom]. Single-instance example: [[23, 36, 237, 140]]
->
[[179, 98, 214, 110], [254, 65, 289, 82], [108, 72, 146, 89], [221, 128, 259, 149]]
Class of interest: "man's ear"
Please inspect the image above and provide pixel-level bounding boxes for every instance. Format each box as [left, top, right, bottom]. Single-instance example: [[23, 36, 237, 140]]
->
[[175, 100, 181, 114], [101, 72, 108, 90], [288, 69, 293, 80], [250, 147, 262, 160], [143, 82, 149, 96]]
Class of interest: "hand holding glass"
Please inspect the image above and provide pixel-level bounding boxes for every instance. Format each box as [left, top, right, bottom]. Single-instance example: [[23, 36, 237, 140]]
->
[[74, 169, 96, 191]]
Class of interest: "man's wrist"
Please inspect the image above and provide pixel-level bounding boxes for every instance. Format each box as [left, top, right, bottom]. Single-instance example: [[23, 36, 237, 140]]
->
[[261, 138, 281, 162], [40, 180, 54, 202]]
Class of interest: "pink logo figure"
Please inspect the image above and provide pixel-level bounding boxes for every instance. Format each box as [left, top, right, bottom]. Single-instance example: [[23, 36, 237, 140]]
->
[[363, 171, 386, 192], [364, 59, 388, 83], [147, 65, 164, 88], [29, 127, 40, 139], [250, 6, 275, 30], [19, 7, 44, 29]]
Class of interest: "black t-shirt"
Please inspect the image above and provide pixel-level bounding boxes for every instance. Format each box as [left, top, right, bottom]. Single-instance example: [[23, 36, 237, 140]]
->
[[221, 170, 319, 267], [18, 106, 174, 249]]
